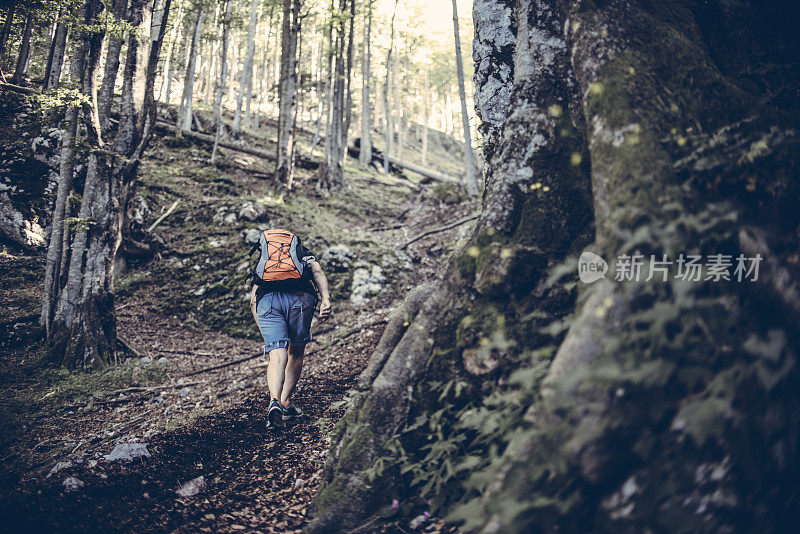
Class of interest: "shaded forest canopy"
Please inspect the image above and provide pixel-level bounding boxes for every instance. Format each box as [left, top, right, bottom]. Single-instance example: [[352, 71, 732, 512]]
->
[[1, 0, 800, 532]]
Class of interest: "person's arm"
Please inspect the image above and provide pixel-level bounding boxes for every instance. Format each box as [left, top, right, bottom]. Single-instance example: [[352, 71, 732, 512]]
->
[[249, 284, 258, 322], [309, 260, 331, 318]]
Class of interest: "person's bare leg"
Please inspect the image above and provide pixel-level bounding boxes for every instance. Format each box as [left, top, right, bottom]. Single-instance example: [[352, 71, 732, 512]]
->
[[280, 344, 306, 404], [267, 347, 289, 400]]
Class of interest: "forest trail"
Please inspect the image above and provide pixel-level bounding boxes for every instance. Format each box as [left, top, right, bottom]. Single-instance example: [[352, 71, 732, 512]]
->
[[0, 112, 476, 533]]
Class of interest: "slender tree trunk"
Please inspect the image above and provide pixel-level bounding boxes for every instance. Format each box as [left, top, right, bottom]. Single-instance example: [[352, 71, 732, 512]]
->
[[159, 0, 183, 102], [43, 8, 67, 90], [359, 1, 372, 166], [342, 0, 355, 143], [211, 0, 233, 163], [393, 47, 401, 159], [451, 0, 478, 194], [233, 0, 259, 133], [98, 0, 129, 130], [254, 5, 275, 130], [422, 62, 429, 166], [0, 2, 16, 68], [11, 12, 34, 84], [319, 0, 348, 192], [310, 3, 334, 158], [382, 0, 398, 174], [177, 6, 203, 134], [275, 0, 301, 188]]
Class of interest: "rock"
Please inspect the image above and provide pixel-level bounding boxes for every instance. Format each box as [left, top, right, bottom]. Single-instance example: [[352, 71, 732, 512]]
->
[[176, 475, 207, 497], [223, 212, 237, 224], [321, 244, 354, 272], [104, 442, 150, 463], [139, 356, 153, 365], [47, 460, 73, 478], [62, 477, 84, 493], [242, 228, 262, 244], [0, 193, 46, 249], [294, 478, 305, 488], [350, 265, 386, 306], [238, 201, 268, 222], [128, 195, 151, 227], [179, 387, 191, 398]]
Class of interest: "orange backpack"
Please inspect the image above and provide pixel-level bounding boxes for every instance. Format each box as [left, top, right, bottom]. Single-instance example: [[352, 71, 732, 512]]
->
[[249, 229, 305, 283]]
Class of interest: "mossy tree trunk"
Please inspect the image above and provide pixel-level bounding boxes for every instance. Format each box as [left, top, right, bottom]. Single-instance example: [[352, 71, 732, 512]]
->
[[46, 0, 172, 369], [309, 0, 800, 532]]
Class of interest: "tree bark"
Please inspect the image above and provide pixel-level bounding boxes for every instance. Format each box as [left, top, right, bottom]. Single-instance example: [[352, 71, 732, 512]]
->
[[452, 0, 478, 195], [211, 0, 233, 163], [275, 0, 301, 188], [43, 8, 68, 90], [98, 0, 129, 130], [382, 0, 397, 174], [11, 11, 33, 84], [358, 1, 372, 167], [310, 0, 800, 532], [48, 0, 172, 369], [159, 0, 184, 103], [0, 2, 16, 68], [421, 63, 428, 165], [233, 0, 259, 133], [318, 0, 348, 192], [177, 6, 203, 134], [342, 0, 355, 142]]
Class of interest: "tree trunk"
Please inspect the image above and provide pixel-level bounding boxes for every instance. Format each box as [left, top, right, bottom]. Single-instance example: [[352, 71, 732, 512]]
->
[[310, 3, 334, 159], [211, 0, 233, 163], [452, 0, 478, 195], [358, 1, 372, 166], [421, 62, 429, 166], [275, 0, 300, 188], [309, 0, 800, 532], [473, 0, 515, 166], [233, 0, 259, 133], [11, 11, 33, 84], [382, 0, 397, 174], [393, 43, 401, 159], [318, 0, 348, 192], [177, 6, 203, 134], [48, 0, 172, 369], [159, 0, 184, 103], [342, 0, 355, 143], [0, 2, 16, 68], [98, 0, 129, 129], [43, 8, 68, 90]]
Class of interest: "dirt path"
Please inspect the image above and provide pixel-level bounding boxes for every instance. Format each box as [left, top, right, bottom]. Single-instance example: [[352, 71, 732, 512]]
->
[[1, 301, 386, 532]]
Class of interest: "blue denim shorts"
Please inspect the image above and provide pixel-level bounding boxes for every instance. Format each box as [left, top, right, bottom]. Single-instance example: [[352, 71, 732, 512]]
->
[[256, 291, 316, 352]]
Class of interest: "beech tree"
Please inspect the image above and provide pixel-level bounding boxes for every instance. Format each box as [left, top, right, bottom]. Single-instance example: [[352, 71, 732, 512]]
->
[[233, 0, 259, 133], [308, 0, 800, 531], [211, 0, 233, 162], [358, 0, 373, 167], [275, 0, 301, 188], [41, 0, 172, 368], [451, 0, 477, 195], [177, 3, 204, 134]]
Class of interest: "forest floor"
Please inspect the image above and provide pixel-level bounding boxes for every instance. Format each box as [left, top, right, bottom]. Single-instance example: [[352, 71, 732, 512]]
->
[[0, 115, 476, 532]]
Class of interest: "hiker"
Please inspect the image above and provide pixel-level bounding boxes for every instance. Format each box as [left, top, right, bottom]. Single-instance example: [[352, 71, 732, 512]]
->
[[248, 229, 331, 429]]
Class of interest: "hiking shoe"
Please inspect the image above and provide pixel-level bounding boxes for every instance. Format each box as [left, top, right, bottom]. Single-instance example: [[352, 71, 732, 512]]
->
[[283, 403, 302, 420], [267, 398, 284, 429]]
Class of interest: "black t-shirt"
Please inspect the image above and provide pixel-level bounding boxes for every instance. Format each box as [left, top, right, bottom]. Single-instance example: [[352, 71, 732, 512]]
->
[[254, 243, 317, 302]]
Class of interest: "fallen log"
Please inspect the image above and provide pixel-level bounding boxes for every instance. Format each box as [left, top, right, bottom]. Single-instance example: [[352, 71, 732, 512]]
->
[[386, 156, 461, 184], [349, 138, 462, 184], [156, 120, 277, 160]]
